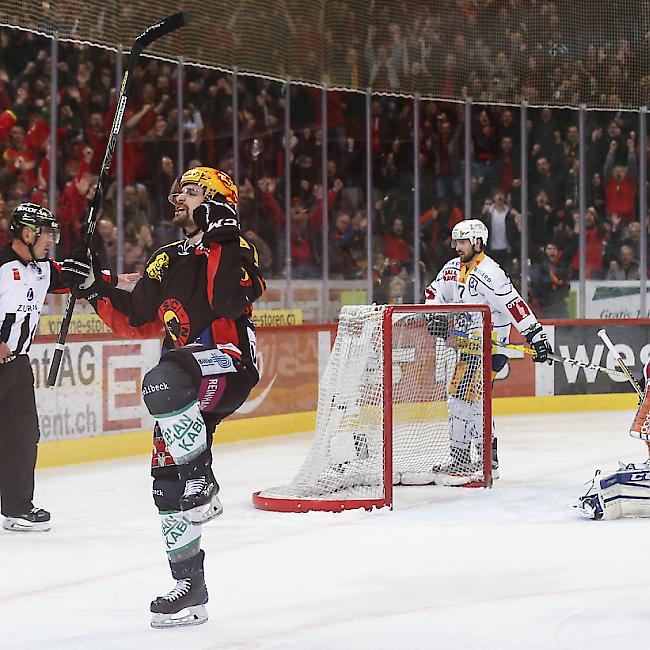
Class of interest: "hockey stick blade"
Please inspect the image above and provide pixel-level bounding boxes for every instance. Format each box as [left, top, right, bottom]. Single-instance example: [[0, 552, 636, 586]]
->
[[449, 328, 627, 380], [134, 12, 185, 51], [46, 13, 185, 388]]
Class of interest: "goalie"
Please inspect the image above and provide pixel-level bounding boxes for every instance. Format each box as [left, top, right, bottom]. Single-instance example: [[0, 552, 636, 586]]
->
[[575, 358, 650, 520], [424, 220, 552, 480]]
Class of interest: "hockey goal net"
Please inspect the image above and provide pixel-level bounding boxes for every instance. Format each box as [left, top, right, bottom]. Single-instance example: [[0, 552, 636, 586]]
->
[[253, 304, 493, 512]]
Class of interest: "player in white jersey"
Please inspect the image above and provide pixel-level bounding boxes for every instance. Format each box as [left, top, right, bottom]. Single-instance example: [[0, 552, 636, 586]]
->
[[423, 219, 552, 477]]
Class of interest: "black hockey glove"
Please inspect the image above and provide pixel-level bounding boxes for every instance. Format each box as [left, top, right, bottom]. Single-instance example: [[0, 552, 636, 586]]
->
[[60, 253, 91, 289], [77, 254, 115, 301], [192, 197, 240, 243], [424, 314, 449, 339], [525, 324, 553, 364]]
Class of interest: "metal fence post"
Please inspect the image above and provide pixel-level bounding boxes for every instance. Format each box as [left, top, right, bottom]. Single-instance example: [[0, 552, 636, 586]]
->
[[48, 32, 58, 258], [116, 47, 124, 275], [413, 94, 421, 302], [232, 67, 239, 188], [640, 106, 648, 317], [578, 103, 587, 318], [176, 56, 184, 175], [520, 101, 528, 300], [321, 85, 329, 322], [464, 98, 472, 220], [284, 79, 292, 309], [366, 89, 373, 305]]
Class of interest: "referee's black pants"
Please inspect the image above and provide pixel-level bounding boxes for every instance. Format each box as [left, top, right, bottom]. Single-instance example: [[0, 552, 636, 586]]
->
[[0, 355, 39, 517]]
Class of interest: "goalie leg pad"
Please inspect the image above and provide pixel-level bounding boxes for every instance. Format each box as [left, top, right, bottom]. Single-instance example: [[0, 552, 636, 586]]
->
[[574, 462, 650, 520], [448, 354, 482, 402], [448, 396, 482, 448]]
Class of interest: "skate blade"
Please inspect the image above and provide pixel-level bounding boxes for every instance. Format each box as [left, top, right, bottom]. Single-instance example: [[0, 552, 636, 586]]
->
[[151, 605, 208, 629], [2, 519, 51, 532], [184, 495, 224, 524]]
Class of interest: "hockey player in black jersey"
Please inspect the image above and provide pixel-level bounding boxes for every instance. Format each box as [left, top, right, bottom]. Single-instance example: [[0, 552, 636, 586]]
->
[[77, 167, 265, 628], [0, 203, 93, 532]]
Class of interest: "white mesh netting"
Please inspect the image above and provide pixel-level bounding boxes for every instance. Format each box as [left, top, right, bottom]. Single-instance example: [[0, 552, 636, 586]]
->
[[255, 304, 491, 510]]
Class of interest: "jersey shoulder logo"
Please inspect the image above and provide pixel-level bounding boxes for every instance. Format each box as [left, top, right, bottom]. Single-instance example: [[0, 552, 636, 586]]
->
[[506, 297, 531, 323], [12, 268, 20, 280], [424, 285, 437, 301], [442, 268, 458, 282], [146, 252, 170, 282]]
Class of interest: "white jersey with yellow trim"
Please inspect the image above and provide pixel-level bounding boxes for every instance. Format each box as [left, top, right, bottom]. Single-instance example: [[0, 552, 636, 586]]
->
[[423, 252, 540, 344]]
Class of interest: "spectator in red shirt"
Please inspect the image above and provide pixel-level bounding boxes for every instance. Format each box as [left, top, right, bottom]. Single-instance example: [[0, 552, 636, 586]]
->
[[2, 124, 36, 190], [383, 216, 413, 270], [290, 199, 320, 279], [571, 207, 606, 278], [604, 137, 637, 223]]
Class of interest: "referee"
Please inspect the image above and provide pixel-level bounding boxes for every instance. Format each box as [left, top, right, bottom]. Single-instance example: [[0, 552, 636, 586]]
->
[[0, 202, 89, 532]]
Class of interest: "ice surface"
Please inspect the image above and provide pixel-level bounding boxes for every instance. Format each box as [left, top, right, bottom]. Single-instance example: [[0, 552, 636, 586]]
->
[[1, 409, 648, 650]]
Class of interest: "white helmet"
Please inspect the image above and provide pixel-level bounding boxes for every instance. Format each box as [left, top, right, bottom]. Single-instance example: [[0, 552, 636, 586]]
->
[[451, 219, 489, 247]]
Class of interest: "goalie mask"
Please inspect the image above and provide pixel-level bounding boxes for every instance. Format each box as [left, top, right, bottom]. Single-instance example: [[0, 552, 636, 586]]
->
[[11, 202, 60, 244], [180, 167, 238, 206], [451, 219, 489, 248]]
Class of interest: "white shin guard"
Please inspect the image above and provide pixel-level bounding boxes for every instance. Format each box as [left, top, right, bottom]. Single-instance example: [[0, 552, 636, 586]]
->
[[160, 511, 202, 562], [157, 400, 207, 465]]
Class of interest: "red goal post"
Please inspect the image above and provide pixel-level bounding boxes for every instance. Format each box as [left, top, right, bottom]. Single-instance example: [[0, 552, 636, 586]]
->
[[253, 304, 493, 512]]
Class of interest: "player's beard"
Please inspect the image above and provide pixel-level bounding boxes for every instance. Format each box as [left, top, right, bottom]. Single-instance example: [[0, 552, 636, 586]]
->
[[172, 204, 196, 232]]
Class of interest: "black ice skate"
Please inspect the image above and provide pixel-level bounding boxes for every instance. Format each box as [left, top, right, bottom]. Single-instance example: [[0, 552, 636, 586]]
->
[[3, 507, 51, 532], [150, 578, 208, 628], [179, 476, 223, 524], [151, 550, 209, 628]]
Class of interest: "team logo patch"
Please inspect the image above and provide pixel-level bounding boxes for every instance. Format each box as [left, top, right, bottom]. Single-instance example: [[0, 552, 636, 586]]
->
[[146, 252, 170, 281], [506, 297, 531, 323], [158, 298, 191, 347], [12, 268, 20, 280]]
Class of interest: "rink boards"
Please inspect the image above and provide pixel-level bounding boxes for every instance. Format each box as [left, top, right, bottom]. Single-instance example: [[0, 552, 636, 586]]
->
[[32, 319, 647, 467]]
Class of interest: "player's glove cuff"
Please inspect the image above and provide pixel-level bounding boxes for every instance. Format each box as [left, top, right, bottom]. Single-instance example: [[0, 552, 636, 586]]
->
[[78, 255, 115, 301], [60, 253, 91, 289], [525, 324, 553, 365], [193, 197, 240, 243]]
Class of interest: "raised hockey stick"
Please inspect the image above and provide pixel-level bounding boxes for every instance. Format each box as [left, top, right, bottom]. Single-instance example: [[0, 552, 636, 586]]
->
[[46, 12, 185, 387], [449, 328, 628, 380], [597, 328, 650, 455], [596, 328, 643, 396]]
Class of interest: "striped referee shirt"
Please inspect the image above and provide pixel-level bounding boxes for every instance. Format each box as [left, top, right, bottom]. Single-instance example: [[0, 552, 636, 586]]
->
[[0, 245, 67, 356]]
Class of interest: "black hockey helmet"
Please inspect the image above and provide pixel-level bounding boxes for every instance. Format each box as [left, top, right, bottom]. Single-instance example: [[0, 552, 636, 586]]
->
[[11, 202, 60, 244]]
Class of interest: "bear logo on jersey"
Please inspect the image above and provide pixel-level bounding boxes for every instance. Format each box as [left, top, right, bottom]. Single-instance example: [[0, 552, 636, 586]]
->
[[147, 252, 170, 282], [158, 298, 191, 347]]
